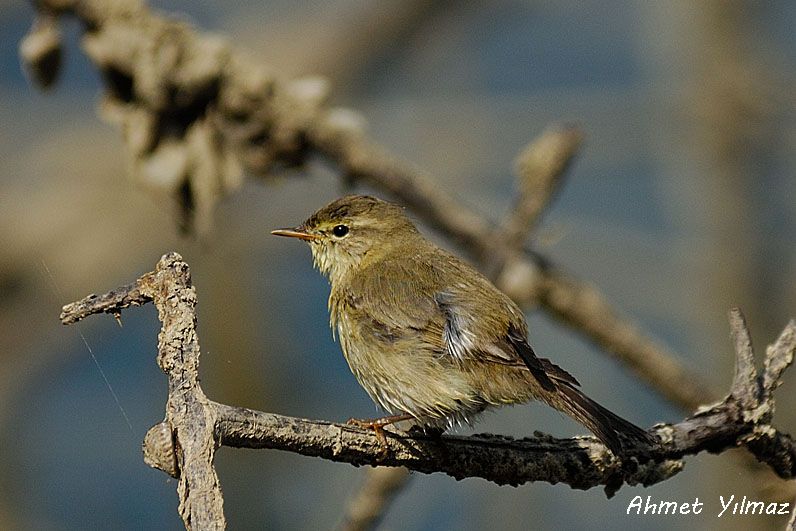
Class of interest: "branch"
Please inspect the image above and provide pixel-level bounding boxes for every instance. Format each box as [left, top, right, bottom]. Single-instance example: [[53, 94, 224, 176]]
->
[[338, 467, 411, 531], [63, 253, 225, 530], [481, 125, 582, 281], [211, 402, 682, 496], [502, 124, 583, 249], [60, 254, 796, 526], [26, 0, 714, 413]]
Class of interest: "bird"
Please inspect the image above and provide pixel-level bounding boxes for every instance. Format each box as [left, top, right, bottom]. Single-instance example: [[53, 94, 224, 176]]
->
[[272, 194, 654, 456]]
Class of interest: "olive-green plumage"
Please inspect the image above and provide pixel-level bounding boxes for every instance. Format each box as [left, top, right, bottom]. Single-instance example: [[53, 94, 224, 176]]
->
[[273, 195, 652, 455]]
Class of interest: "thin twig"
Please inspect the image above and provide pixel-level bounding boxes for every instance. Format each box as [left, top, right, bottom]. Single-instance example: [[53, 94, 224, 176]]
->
[[729, 307, 758, 409]]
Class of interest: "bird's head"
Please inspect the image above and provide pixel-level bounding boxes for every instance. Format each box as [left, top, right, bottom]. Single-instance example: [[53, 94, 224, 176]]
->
[[272, 195, 420, 283]]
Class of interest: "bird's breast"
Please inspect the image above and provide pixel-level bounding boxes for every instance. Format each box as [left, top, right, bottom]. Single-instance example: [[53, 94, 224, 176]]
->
[[327, 287, 488, 424]]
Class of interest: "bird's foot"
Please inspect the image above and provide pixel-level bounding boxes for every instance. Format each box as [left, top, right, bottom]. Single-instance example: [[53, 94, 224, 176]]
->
[[346, 414, 413, 460]]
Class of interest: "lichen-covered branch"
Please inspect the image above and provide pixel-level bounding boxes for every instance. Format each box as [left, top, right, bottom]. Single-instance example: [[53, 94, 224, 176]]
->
[[27, 0, 714, 413], [60, 254, 796, 529]]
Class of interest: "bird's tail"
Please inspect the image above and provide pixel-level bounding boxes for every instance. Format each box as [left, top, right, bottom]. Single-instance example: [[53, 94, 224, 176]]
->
[[506, 331, 654, 455], [546, 382, 655, 456]]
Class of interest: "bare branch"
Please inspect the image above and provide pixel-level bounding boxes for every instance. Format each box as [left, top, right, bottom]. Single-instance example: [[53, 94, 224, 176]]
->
[[482, 125, 581, 281], [139, 255, 224, 530], [213, 402, 682, 496], [763, 320, 796, 399], [59, 279, 151, 324]]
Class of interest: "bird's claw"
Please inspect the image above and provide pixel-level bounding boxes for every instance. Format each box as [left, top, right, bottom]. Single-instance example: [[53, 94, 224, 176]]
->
[[347, 417, 390, 460]]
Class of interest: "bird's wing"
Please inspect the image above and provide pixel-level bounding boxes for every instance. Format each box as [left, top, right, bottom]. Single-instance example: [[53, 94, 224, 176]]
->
[[343, 254, 448, 349], [349, 248, 580, 390], [431, 253, 581, 391]]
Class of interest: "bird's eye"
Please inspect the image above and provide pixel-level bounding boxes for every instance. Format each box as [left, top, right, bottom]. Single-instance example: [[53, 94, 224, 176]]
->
[[332, 224, 349, 238]]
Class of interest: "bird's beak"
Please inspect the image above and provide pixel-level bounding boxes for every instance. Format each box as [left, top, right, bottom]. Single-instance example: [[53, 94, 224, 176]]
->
[[271, 227, 320, 241]]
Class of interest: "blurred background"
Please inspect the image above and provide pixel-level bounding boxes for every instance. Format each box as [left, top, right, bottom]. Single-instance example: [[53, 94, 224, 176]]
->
[[1, 0, 795, 529]]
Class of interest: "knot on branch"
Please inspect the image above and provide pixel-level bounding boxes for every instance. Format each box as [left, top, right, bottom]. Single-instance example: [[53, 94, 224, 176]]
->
[[143, 421, 178, 478]]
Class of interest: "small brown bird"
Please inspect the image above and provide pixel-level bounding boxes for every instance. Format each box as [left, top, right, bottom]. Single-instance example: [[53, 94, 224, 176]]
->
[[272, 195, 653, 455]]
